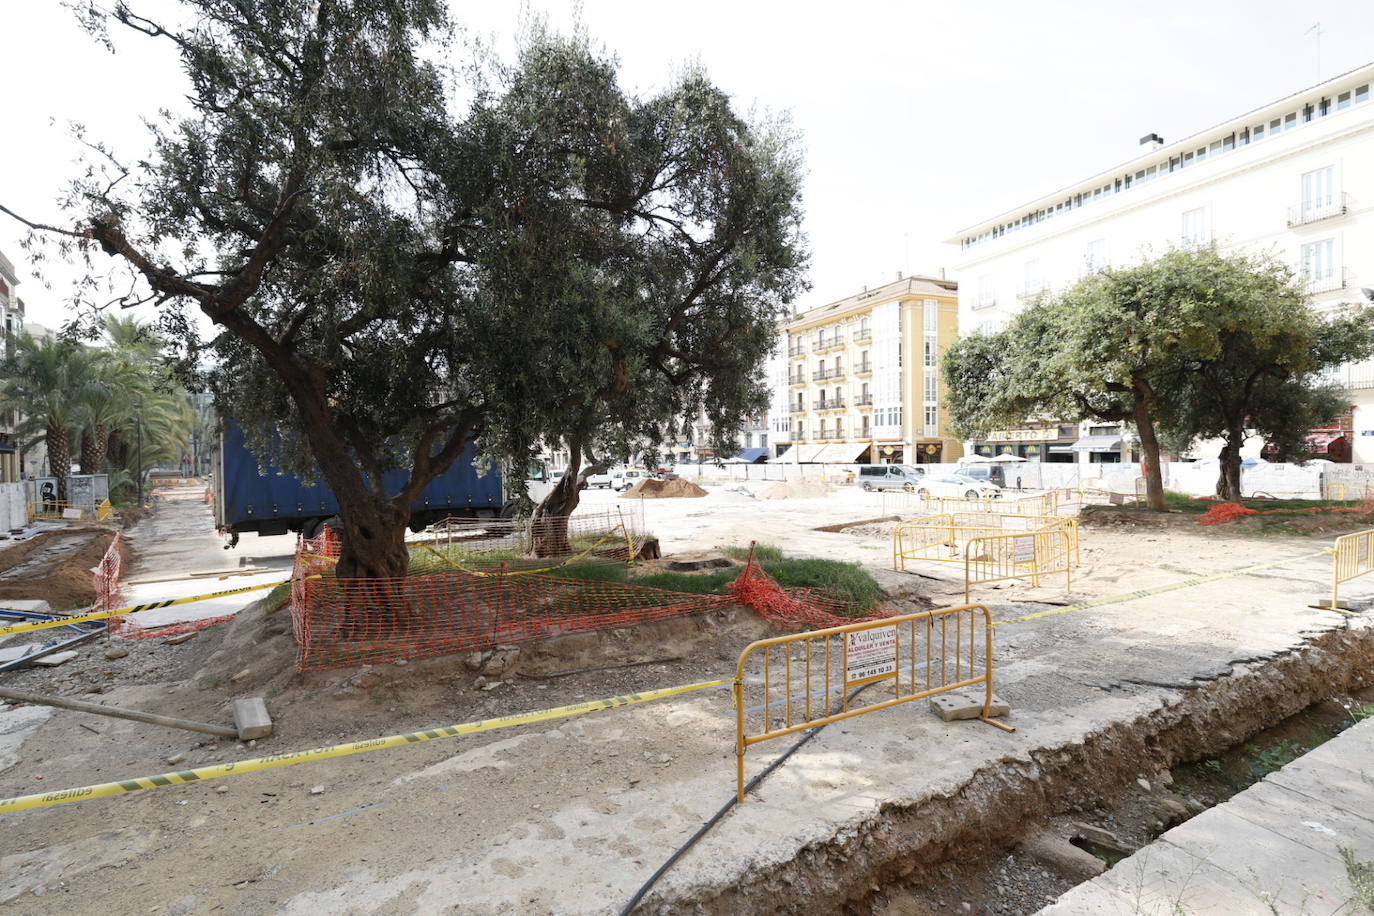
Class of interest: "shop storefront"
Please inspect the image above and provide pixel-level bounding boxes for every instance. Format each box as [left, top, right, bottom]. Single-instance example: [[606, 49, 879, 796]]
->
[[973, 426, 1075, 463]]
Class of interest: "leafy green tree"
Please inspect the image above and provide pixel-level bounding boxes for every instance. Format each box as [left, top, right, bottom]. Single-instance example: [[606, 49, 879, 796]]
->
[[3, 2, 805, 578], [1150, 258, 1374, 499], [0, 335, 95, 499]]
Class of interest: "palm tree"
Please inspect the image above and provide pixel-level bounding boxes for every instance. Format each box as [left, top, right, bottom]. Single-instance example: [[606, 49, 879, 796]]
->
[[0, 335, 95, 500]]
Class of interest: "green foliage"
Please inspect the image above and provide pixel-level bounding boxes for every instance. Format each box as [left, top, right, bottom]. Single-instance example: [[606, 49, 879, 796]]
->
[[944, 246, 1374, 505], [762, 557, 882, 613], [1244, 739, 1309, 780], [1340, 845, 1374, 912], [723, 544, 784, 563], [32, 1, 806, 576], [632, 569, 741, 594]]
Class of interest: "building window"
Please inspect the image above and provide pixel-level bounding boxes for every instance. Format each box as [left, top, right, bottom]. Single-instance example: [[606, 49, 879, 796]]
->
[[1021, 260, 1043, 297], [923, 338, 935, 367], [924, 373, 937, 401], [1084, 238, 1107, 274], [1181, 207, 1208, 247], [1301, 165, 1336, 220], [924, 405, 937, 434], [976, 275, 995, 309], [861, 415, 870, 436], [1300, 239, 1337, 290], [923, 299, 938, 332]]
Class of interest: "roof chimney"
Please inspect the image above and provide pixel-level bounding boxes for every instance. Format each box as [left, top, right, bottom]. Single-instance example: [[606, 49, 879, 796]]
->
[[1139, 132, 1164, 151], [938, 267, 946, 280], [896, 271, 903, 281]]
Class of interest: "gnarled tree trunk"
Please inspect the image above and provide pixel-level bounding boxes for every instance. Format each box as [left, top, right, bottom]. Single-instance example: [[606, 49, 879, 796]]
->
[[1130, 379, 1167, 511], [333, 496, 410, 580], [1216, 426, 1245, 502]]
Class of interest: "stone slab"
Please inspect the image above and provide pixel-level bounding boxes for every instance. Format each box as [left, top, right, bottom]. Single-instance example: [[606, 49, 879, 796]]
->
[[929, 690, 1010, 721], [31, 651, 78, 667], [232, 697, 273, 740]]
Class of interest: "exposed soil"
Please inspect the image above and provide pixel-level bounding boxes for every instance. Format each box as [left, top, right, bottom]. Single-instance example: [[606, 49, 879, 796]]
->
[[0, 529, 125, 610], [1081, 504, 1374, 536], [871, 687, 1374, 915], [653, 623, 1374, 914], [621, 478, 709, 499]]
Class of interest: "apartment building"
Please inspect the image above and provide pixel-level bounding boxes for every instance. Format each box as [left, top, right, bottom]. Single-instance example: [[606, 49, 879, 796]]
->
[[776, 274, 961, 465], [948, 62, 1374, 463]]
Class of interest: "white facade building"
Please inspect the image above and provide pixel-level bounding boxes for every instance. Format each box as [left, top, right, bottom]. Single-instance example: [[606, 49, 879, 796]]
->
[[948, 63, 1374, 463]]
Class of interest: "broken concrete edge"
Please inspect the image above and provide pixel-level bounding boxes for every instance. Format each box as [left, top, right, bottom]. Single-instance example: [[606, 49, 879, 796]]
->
[[232, 697, 273, 740], [929, 691, 1011, 722]]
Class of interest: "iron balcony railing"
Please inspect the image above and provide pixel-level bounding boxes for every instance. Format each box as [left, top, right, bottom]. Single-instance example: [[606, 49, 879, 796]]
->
[[1288, 192, 1349, 228]]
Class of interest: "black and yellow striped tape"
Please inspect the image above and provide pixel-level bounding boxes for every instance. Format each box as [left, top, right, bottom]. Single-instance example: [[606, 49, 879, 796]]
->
[[0, 579, 291, 637], [0, 678, 727, 813]]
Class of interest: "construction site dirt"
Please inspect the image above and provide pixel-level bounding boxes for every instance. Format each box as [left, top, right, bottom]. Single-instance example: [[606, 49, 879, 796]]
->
[[0, 529, 125, 610], [1, 482, 1372, 914]]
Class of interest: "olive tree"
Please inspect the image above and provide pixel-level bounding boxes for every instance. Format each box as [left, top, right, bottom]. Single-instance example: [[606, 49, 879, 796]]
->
[[3, 1, 806, 576]]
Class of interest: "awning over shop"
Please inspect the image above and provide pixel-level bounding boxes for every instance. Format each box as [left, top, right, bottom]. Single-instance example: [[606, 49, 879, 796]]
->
[[772, 444, 827, 463], [805, 443, 866, 463], [729, 447, 770, 463], [1068, 435, 1122, 452]]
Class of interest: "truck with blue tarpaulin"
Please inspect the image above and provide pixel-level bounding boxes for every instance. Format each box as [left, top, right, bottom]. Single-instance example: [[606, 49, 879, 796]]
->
[[212, 422, 504, 542]]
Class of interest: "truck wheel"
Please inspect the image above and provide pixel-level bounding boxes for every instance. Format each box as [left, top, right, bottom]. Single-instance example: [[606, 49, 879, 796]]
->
[[861, 483, 872, 491]]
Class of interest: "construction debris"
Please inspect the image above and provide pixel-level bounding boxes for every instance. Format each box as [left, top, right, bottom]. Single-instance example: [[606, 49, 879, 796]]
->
[[619, 478, 707, 499], [232, 697, 273, 740]]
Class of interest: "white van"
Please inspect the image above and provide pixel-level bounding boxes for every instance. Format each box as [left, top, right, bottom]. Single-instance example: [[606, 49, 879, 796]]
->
[[857, 464, 927, 492], [610, 468, 651, 492]]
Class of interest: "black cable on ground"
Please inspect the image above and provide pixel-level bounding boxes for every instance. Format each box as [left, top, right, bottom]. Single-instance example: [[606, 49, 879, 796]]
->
[[618, 682, 873, 915]]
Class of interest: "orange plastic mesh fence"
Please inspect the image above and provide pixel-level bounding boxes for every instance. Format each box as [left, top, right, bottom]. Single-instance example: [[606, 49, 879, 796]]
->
[[94, 532, 123, 614], [291, 569, 726, 670], [726, 548, 898, 631]]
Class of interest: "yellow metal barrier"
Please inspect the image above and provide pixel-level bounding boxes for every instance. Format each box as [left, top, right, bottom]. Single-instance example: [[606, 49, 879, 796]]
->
[[964, 528, 1072, 602], [1329, 529, 1374, 610], [732, 605, 1013, 801], [26, 500, 113, 523], [883, 492, 1056, 518], [893, 514, 1080, 571]]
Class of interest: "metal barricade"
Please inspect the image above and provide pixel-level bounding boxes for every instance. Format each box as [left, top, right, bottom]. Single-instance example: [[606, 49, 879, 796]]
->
[[964, 528, 1072, 602], [1329, 529, 1374, 609], [732, 604, 1012, 801], [893, 514, 1080, 571]]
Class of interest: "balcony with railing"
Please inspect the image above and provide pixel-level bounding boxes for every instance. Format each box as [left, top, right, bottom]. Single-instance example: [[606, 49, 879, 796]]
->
[[852, 329, 872, 344], [973, 293, 996, 310], [1288, 192, 1349, 228], [812, 334, 846, 353], [789, 403, 806, 414], [813, 368, 842, 382], [854, 360, 872, 376], [792, 432, 807, 442], [1304, 266, 1351, 295], [813, 397, 847, 412], [1018, 281, 1048, 299], [788, 343, 806, 358], [854, 394, 873, 407], [788, 372, 807, 386]]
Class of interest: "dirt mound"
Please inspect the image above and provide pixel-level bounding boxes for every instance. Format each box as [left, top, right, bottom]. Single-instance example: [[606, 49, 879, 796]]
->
[[759, 480, 831, 500], [620, 477, 708, 499], [0, 528, 124, 610]]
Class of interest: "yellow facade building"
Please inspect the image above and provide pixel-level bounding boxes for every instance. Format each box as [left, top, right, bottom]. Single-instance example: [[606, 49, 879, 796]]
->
[[776, 274, 962, 465]]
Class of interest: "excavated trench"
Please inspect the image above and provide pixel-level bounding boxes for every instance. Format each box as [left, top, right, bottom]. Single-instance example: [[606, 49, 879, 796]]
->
[[647, 620, 1374, 915]]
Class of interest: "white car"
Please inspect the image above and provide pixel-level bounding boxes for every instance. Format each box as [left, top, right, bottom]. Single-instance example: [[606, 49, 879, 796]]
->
[[585, 469, 614, 489], [914, 475, 1002, 500], [610, 468, 651, 492]]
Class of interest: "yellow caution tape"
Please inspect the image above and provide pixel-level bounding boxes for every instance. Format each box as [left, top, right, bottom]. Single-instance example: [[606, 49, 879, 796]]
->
[[418, 525, 634, 578], [0, 678, 728, 813], [0, 579, 292, 637], [994, 549, 1332, 627]]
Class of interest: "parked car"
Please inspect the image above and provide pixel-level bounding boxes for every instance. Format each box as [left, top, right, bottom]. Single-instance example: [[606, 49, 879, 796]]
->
[[915, 475, 1002, 500], [585, 468, 614, 489], [858, 464, 928, 492], [955, 464, 1007, 487], [611, 468, 652, 492]]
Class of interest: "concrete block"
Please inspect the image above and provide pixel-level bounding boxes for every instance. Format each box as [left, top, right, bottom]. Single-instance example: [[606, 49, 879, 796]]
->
[[32, 651, 78, 667], [232, 697, 273, 740], [929, 690, 1010, 722]]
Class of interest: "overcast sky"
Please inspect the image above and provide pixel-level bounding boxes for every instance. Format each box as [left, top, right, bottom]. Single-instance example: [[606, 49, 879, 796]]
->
[[4, 0, 1373, 331]]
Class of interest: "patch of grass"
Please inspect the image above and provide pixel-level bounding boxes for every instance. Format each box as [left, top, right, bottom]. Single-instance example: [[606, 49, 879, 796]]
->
[[632, 569, 742, 594], [1340, 846, 1374, 913], [1124, 490, 1362, 515], [762, 557, 882, 614], [539, 561, 631, 585], [723, 543, 784, 563], [262, 582, 291, 613]]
